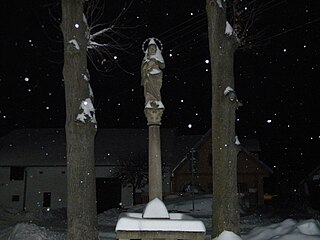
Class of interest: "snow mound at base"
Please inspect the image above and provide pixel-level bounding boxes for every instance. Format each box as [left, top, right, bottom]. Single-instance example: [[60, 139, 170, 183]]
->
[[98, 208, 122, 226], [243, 218, 320, 240], [8, 223, 65, 240], [213, 231, 243, 240], [213, 219, 320, 240]]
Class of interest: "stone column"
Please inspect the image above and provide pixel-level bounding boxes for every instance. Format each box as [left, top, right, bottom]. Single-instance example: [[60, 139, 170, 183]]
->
[[145, 107, 164, 201]]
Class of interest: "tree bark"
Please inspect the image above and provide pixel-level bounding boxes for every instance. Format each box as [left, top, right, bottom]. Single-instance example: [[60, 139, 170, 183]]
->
[[206, 0, 240, 237], [61, 0, 98, 239]]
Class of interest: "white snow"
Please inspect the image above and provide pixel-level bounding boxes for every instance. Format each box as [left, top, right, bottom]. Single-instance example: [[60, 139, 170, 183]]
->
[[68, 39, 80, 50], [116, 212, 206, 232], [213, 219, 320, 240], [214, 231, 243, 240], [224, 86, 234, 95], [225, 21, 233, 36], [235, 136, 241, 145], [116, 198, 206, 232], [142, 198, 169, 219], [82, 73, 89, 81], [88, 83, 94, 98], [145, 100, 165, 109], [243, 219, 320, 240], [8, 223, 65, 240], [76, 98, 96, 123], [0, 196, 320, 240], [216, 0, 223, 8], [149, 68, 161, 75]]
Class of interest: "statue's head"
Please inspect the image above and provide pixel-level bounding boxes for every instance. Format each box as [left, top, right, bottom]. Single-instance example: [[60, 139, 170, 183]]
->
[[142, 37, 164, 64], [147, 44, 157, 55]]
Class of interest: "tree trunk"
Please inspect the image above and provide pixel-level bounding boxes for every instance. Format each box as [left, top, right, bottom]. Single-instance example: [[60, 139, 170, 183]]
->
[[61, 0, 98, 239], [206, 0, 240, 237]]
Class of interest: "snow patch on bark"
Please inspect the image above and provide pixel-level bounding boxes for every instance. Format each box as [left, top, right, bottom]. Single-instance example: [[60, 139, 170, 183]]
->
[[224, 86, 234, 95], [76, 98, 96, 123], [225, 21, 233, 36], [68, 39, 80, 50]]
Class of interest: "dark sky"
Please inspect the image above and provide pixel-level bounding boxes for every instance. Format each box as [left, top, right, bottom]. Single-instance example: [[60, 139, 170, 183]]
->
[[1, 0, 320, 190]]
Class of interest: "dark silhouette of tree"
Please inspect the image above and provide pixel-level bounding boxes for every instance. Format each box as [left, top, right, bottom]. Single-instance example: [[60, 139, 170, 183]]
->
[[206, 0, 242, 237], [61, 1, 131, 238], [114, 152, 148, 205], [206, 0, 273, 237]]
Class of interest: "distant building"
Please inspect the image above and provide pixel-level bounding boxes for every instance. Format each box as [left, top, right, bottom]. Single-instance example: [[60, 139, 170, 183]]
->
[[171, 130, 273, 207], [0, 128, 271, 212]]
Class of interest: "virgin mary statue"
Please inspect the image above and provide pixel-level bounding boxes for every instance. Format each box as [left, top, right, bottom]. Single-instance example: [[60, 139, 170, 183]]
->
[[141, 38, 165, 108]]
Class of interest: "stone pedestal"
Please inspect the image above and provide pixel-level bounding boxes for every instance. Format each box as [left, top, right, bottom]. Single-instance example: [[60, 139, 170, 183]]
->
[[115, 198, 206, 240], [144, 106, 164, 201]]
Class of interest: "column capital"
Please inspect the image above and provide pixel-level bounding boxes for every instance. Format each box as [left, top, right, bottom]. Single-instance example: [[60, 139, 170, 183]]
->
[[144, 106, 164, 126]]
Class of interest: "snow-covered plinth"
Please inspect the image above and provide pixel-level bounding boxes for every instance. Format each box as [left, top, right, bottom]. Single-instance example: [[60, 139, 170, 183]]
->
[[116, 212, 206, 232], [115, 198, 206, 233]]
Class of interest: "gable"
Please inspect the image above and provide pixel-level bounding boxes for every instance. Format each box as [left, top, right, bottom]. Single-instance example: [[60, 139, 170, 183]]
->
[[172, 130, 272, 176], [237, 151, 271, 176]]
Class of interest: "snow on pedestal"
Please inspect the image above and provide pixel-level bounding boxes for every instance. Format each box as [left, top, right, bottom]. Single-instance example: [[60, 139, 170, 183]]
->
[[116, 198, 206, 238], [142, 198, 169, 219]]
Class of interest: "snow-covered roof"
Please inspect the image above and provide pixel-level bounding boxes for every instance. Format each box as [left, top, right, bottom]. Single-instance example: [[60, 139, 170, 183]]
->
[[171, 129, 268, 174], [0, 128, 179, 167], [240, 138, 261, 152]]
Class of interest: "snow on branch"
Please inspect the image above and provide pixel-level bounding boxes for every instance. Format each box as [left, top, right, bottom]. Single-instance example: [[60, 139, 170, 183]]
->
[[225, 21, 234, 37], [216, 0, 226, 9], [224, 86, 234, 96], [87, 41, 109, 49], [89, 27, 113, 40], [216, 0, 223, 8], [224, 86, 242, 107], [235, 136, 241, 146], [68, 39, 80, 50]]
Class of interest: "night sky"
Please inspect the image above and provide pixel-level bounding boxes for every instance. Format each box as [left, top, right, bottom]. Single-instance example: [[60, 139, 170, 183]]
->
[[1, 0, 320, 192]]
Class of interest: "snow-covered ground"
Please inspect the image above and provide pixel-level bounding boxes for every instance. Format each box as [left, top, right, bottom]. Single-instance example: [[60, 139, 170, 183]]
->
[[1, 195, 319, 240]]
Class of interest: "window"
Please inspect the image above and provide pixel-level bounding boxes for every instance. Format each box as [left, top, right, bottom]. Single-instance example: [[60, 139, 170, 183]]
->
[[10, 167, 25, 181], [43, 192, 51, 207], [12, 195, 20, 202]]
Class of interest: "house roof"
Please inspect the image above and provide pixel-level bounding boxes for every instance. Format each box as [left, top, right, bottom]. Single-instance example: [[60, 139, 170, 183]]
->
[[0, 128, 180, 167], [172, 135, 203, 166], [239, 138, 261, 152], [171, 129, 270, 174]]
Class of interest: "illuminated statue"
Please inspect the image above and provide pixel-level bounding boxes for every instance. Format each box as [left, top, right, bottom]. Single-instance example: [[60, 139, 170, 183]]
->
[[141, 38, 165, 108]]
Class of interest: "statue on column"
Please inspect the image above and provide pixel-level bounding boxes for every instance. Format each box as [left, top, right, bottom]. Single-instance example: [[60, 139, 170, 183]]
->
[[141, 38, 165, 109]]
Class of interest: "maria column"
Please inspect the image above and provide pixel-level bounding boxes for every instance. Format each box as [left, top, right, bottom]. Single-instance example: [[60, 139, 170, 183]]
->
[[141, 38, 165, 200]]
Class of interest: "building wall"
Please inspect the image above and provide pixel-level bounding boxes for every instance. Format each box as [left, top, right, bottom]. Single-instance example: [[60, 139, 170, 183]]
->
[[25, 166, 67, 211], [0, 167, 25, 210], [0, 165, 133, 211]]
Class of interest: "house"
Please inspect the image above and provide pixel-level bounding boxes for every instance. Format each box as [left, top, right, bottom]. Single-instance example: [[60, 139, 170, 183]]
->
[[0, 128, 271, 212], [171, 130, 273, 207], [299, 165, 320, 210]]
